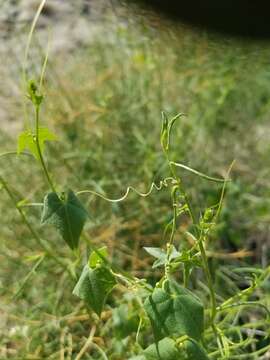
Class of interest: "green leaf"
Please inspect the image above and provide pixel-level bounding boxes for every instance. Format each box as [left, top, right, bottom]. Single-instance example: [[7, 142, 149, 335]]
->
[[180, 339, 210, 360], [18, 130, 38, 159], [17, 127, 57, 159], [144, 338, 180, 360], [89, 246, 108, 268], [144, 247, 167, 259], [41, 190, 88, 250], [73, 264, 116, 316], [143, 338, 209, 360], [144, 280, 204, 341], [112, 304, 140, 339], [144, 246, 180, 268], [38, 127, 58, 147], [144, 247, 166, 268]]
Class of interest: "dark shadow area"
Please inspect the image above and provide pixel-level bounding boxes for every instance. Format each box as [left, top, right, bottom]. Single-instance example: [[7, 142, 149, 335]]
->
[[131, 0, 270, 39]]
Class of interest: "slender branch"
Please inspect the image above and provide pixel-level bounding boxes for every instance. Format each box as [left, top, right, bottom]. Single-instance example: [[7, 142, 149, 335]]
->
[[166, 153, 197, 226], [35, 105, 57, 193], [217, 301, 270, 317], [198, 235, 217, 322], [170, 161, 230, 183], [0, 151, 32, 159]]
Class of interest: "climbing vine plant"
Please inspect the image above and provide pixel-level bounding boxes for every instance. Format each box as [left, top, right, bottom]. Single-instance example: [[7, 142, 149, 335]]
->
[[1, 80, 269, 359], [1, 5, 270, 356]]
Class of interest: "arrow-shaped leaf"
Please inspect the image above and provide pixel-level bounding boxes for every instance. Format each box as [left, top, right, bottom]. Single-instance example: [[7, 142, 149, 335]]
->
[[41, 190, 88, 250], [17, 127, 57, 159], [144, 246, 180, 268], [144, 280, 204, 341], [73, 264, 116, 316]]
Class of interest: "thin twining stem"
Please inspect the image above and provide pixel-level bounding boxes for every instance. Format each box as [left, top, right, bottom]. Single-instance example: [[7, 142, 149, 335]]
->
[[77, 177, 177, 202], [217, 301, 270, 317], [14, 178, 177, 208], [170, 161, 230, 183], [0, 151, 32, 159]]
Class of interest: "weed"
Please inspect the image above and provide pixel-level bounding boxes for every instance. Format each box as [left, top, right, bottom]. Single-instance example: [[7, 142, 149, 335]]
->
[[1, 77, 269, 358], [1, 3, 270, 359]]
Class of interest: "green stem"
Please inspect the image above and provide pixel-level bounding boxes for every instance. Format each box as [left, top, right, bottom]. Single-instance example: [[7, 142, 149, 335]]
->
[[198, 235, 217, 321], [166, 152, 197, 226], [170, 161, 230, 184], [163, 149, 197, 284], [35, 105, 57, 193], [220, 265, 270, 309], [0, 151, 32, 159], [217, 301, 270, 317], [197, 233, 224, 350], [164, 144, 222, 346], [227, 343, 270, 359], [165, 187, 177, 278], [168, 187, 177, 247]]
